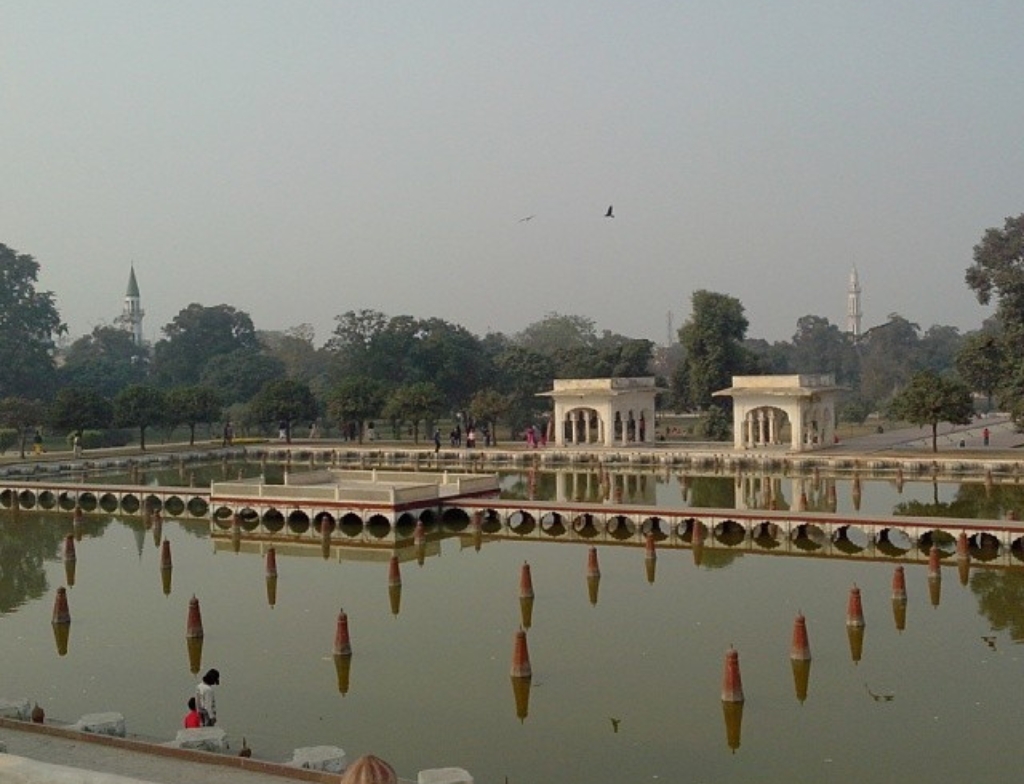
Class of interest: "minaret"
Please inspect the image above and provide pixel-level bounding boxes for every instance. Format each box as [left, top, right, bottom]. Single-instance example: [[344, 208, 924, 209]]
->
[[123, 265, 144, 345], [846, 266, 862, 339]]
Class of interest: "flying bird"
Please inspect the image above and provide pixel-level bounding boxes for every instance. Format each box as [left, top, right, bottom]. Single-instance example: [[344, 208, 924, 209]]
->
[[982, 635, 997, 650], [605, 205, 614, 218], [609, 716, 621, 733], [518, 215, 535, 223]]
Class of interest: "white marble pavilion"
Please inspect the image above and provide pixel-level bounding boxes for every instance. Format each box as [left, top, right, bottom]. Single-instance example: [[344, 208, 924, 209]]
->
[[714, 374, 842, 452], [540, 377, 658, 447]]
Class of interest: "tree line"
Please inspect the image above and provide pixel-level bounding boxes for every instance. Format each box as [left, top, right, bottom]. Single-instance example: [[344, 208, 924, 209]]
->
[[1, 214, 1022, 453]]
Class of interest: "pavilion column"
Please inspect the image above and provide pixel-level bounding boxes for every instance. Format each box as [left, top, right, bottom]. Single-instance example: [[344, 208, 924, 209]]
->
[[584, 411, 591, 444], [768, 410, 777, 445]]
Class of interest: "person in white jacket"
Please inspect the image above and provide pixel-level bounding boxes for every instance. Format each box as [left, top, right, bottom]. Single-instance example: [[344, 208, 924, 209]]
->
[[196, 668, 220, 726]]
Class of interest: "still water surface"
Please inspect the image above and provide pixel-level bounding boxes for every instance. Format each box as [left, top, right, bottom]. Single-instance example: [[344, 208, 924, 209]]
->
[[2, 466, 1024, 783]]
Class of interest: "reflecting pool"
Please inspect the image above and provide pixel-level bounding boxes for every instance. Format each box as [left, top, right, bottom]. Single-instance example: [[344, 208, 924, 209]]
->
[[2, 465, 1024, 783]]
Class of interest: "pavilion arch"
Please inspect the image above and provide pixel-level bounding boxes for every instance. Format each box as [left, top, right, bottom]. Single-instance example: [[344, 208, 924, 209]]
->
[[540, 511, 566, 536], [187, 497, 208, 517], [441, 507, 471, 531], [480, 510, 503, 534], [314, 513, 336, 534], [287, 510, 311, 534], [641, 516, 668, 539], [540, 378, 659, 447], [263, 508, 285, 533], [366, 514, 392, 538], [608, 515, 635, 540], [508, 510, 536, 535], [164, 496, 186, 517], [339, 512, 364, 537]]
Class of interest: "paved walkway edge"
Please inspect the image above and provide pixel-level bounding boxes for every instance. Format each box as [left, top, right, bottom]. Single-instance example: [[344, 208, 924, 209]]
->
[[0, 718, 338, 783]]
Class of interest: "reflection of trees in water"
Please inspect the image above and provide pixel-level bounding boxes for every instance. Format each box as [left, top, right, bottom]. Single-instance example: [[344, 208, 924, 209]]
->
[[971, 570, 1024, 642], [0, 513, 110, 614], [688, 477, 736, 510], [893, 483, 1024, 520]]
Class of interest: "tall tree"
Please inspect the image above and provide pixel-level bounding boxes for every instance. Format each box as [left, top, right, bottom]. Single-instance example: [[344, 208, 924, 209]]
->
[[249, 379, 318, 443], [857, 313, 921, 408], [59, 325, 149, 397], [152, 304, 259, 386], [49, 388, 114, 434], [889, 371, 973, 453], [165, 386, 223, 445], [199, 349, 286, 405], [382, 382, 445, 443], [515, 313, 596, 356], [0, 244, 65, 398], [0, 397, 47, 459], [113, 385, 167, 451], [674, 290, 751, 411], [956, 332, 1006, 412], [468, 388, 511, 445], [789, 315, 858, 383], [326, 376, 387, 443], [965, 214, 1024, 341]]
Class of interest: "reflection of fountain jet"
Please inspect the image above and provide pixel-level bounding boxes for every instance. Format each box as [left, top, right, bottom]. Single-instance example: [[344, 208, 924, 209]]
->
[[510, 628, 532, 722], [186, 595, 204, 672], [388, 583, 401, 616], [152, 516, 163, 548], [955, 531, 971, 586], [160, 540, 173, 596], [644, 534, 656, 584], [847, 625, 865, 664], [851, 476, 862, 511], [927, 545, 942, 607], [691, 520, 706, 566], [64, 552, 77, 588], [721, 647, 744, 752], [266, 575, 278, 608], [520, 596, 534, 629], [52, 586, 71, 657], [586, 547, 601, 606], [131, 523, 145, 560], [722, 701, 743, 753], [187, 636, 203, 675], [790, 613, 812, 703], [791, 659, 811, 704], [334, 653, 352, 695], [891, 566, 907, 632]]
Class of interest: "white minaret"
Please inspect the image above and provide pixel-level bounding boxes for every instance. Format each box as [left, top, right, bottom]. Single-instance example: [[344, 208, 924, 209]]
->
[[123, 265, 144, 346], [846, 266, 862, 339]]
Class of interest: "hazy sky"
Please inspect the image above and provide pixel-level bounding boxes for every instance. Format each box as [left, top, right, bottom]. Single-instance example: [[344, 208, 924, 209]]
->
[[4, 2, 1022, 347]]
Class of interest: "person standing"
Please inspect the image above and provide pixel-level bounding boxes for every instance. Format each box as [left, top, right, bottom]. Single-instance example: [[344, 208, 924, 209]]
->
[[72, 432, 82, 458], [196, 668, 220, 726], [33, 428, 44, 455], [433, 428, 441, 453]]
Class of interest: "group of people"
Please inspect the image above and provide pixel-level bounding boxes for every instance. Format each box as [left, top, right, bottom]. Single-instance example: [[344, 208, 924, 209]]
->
[[524, 425, 547, 448], [183, 668, 220, 728]]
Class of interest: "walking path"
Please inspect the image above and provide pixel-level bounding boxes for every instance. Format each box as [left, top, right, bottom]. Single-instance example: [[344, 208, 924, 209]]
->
[[0, 719, 346, 784]]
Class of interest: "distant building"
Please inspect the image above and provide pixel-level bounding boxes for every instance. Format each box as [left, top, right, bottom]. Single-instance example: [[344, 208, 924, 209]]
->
[[846, 266, 862, 339], [122, 265, 145, 346]]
